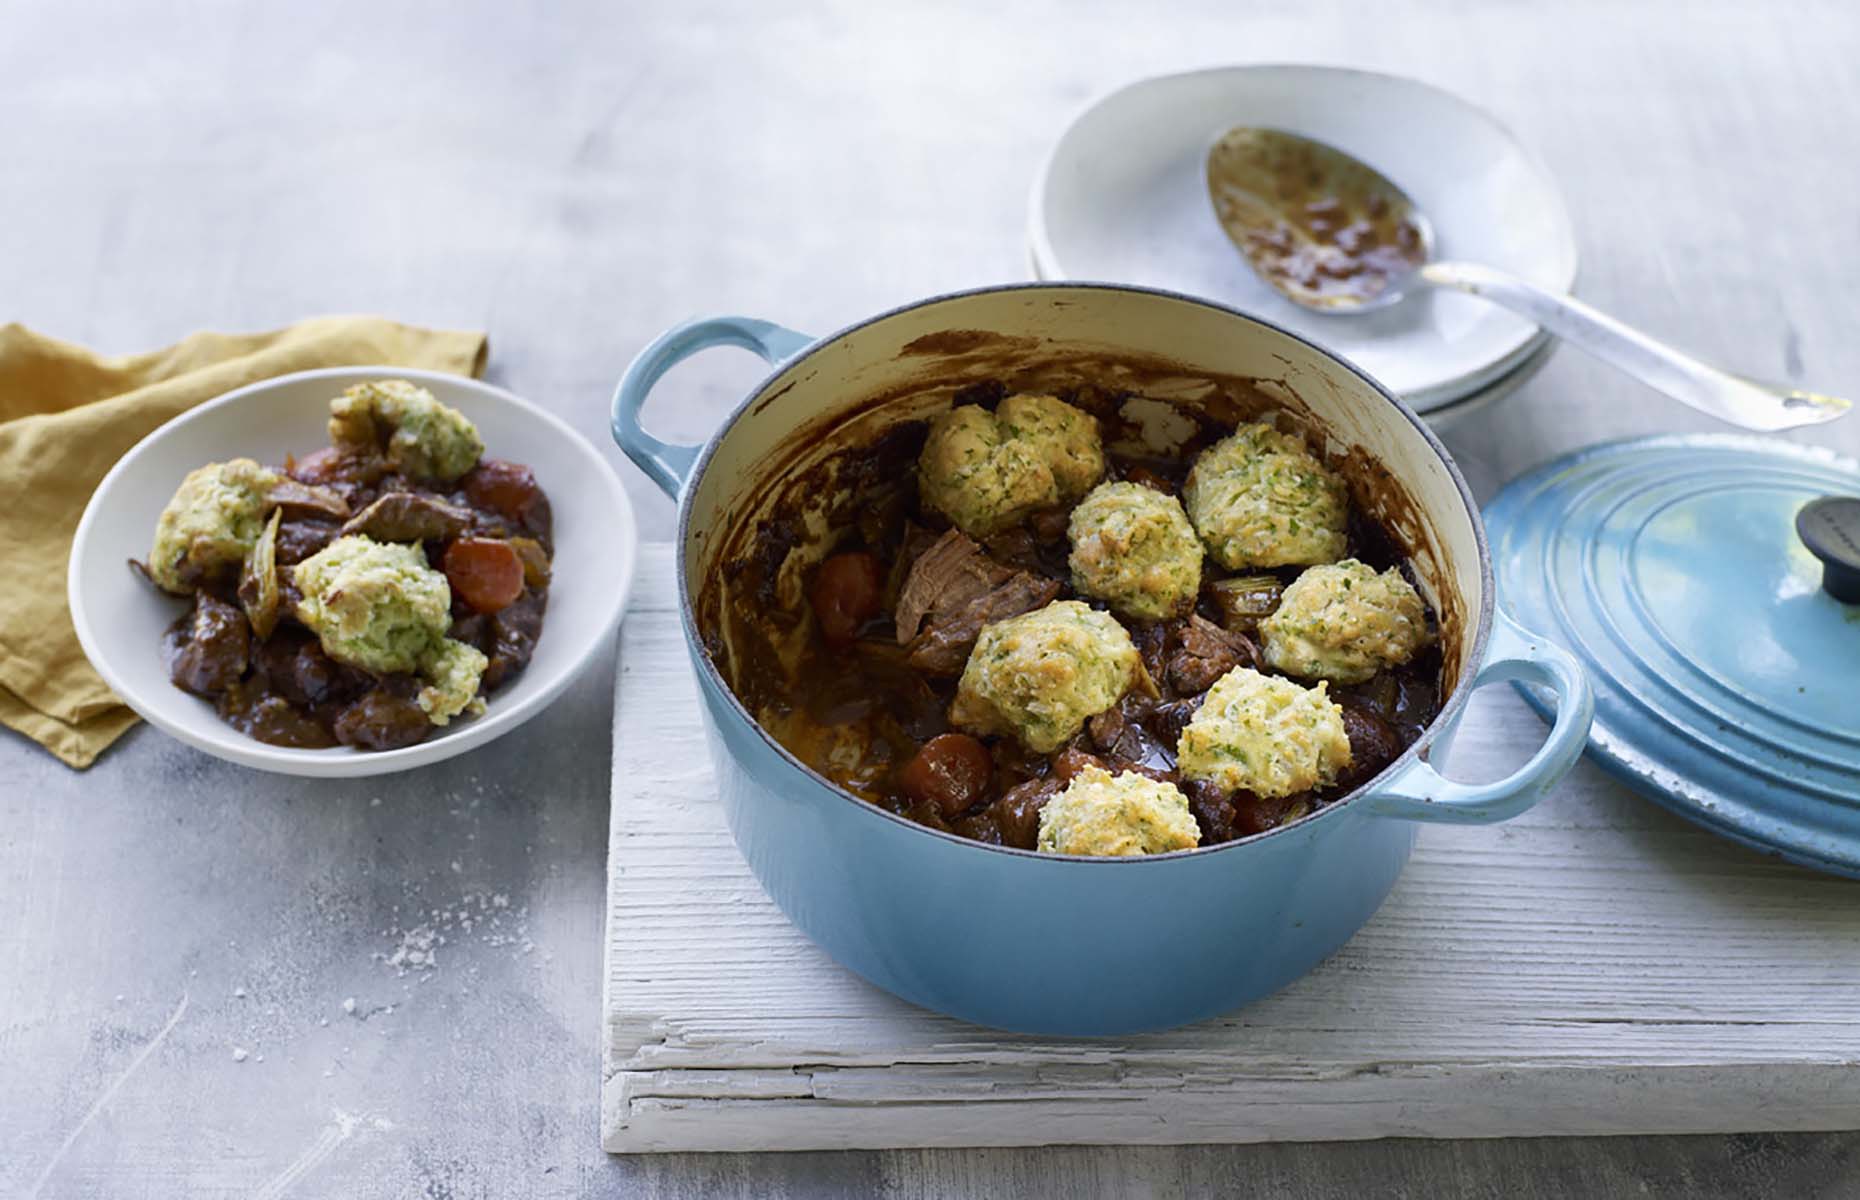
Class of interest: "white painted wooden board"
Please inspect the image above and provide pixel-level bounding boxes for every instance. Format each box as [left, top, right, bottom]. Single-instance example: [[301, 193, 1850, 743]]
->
[[603, 544, 1860, 1155]]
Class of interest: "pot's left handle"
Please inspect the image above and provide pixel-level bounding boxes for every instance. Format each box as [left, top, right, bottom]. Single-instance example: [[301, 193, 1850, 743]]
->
[[612, 316, 815, 498], [1361, 607, 1594, 825]]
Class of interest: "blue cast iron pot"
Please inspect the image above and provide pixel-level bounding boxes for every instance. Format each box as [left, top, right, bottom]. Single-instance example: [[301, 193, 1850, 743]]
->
[[613, 283, 1593, 1036]]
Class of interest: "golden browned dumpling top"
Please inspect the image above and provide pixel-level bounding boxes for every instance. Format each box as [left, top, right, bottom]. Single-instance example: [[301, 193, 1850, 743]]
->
[[1260, 558, 1433, 684], [949, 600, 1141, 753], [1183, 423, 1348, 570], [917, 394, 1104, 536]]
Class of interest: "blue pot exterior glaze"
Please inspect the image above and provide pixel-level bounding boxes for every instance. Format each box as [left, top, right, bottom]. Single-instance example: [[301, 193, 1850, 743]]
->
[[616, 283, 1596, 1036], [694, 647, 1416, 1035], [1488, 435, 1860, 877]]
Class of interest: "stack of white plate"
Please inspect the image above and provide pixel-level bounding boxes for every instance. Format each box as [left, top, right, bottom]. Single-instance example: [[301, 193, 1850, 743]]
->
[[1026, 65, 1577, 423]]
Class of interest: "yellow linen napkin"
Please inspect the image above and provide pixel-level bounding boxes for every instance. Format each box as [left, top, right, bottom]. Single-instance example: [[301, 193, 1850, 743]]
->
[[0, 317, 488, 768]]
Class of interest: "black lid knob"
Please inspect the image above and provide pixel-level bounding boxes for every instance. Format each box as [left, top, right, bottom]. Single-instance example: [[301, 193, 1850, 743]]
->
[[1798, 496, 1860, 604]]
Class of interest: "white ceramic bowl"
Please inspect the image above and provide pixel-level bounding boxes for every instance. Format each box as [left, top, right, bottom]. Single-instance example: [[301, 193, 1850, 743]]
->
[[1029, 65, 1578, 411], [69, 366, 637, 777]]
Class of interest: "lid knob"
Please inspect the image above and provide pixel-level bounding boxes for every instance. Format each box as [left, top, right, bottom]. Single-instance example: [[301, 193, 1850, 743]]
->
[[1798, 496, 1860, 604]]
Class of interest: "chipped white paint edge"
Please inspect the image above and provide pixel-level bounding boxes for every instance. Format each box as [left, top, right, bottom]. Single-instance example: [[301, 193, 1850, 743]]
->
[[603, 545, 1860, 1154]]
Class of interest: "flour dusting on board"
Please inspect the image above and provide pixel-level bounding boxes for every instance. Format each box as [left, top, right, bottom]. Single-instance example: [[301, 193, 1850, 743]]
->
[[374, 887, 532, 978], [382, 925, 439, 973]]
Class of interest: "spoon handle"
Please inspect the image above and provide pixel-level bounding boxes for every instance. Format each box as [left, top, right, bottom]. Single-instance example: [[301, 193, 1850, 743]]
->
[[1419, 261, 1849, 432]]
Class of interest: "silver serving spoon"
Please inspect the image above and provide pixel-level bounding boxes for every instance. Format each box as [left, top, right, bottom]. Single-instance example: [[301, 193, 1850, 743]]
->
[[1206, 127, 1849, 432]]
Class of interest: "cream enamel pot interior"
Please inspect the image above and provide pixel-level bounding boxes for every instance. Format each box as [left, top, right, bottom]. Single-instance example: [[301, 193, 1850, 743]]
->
[[613, 283, 1593, 1036]]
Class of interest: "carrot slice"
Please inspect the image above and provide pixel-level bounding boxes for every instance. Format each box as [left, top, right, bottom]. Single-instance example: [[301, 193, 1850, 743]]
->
[[443, 538, 525, 614]]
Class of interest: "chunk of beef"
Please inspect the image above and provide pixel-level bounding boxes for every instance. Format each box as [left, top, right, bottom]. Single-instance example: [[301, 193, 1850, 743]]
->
[[519, 490, 554, 544], [481, 589, 546, 691], [980, 524, 1070, 580], [1183, 780, 1238, 845], [287, 447, 388, 507], [162, 593, 250, 696], [449, 612, 489, 651], [1051, 745, 1108, 784], [1232, 791, 1305, 837], [1088, 697, 1176, 774], [951, 809, 1007, 846], [1027, 506, 1071, 544], [1119, 464, 1177, 495], [277, 576, 304, 623], [978, 527, 1042, 575], [1088, 703, 1143, 761], [1165, 615, 1257, 696], [333, 679, 432, 751], [267, 479, 352, 521], [908, 573, 1061, 676], [1131, 621, 1170, 695], [889, 523, 939, 577], [992, 777, 1061, 850], [274, 518, 340, 566], [1048, 743, 1177, 786], [903, 796, 953, 834], [1144, 694, 1204, 748], [1333, 700, 1403, 793], [340, 492, 474, 543], [894, 530, 1012, 643], [893, 530, 1061, 676], [252, 632, 370, 710]]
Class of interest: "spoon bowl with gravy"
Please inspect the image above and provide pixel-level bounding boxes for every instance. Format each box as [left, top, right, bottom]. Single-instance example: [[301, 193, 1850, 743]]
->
[[1208, 126, 1848, 432]]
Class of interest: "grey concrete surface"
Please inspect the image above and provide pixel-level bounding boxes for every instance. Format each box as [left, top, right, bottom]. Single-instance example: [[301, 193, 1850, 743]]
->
[[6, 0, 1860, 1195]]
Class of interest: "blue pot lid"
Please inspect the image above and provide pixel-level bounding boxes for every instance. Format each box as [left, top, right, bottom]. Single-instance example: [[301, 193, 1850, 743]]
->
[[1485, 434, 1860, 876]]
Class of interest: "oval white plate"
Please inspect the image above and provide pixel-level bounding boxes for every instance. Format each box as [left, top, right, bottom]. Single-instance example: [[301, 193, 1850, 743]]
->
[[1030, 65, 1578, 411], [69, 366, 637, 777]]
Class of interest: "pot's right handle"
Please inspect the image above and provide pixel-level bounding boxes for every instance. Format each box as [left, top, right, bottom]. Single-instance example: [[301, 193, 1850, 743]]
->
[[1361, 607, 1594, 825], [611, 316, 815, 498]]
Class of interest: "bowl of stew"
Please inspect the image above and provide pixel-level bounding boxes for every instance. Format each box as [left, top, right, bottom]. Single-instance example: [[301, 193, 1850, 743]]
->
[[614, 283, 1592, 1035], [71, 366, 636, 777]]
